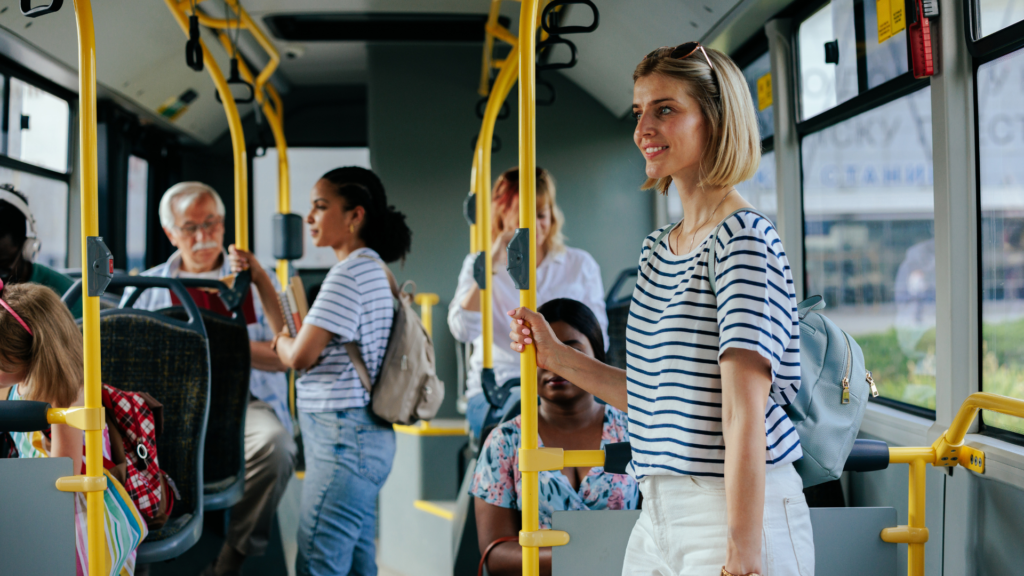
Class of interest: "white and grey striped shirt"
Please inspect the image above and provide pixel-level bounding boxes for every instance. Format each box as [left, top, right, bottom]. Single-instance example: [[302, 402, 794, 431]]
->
[[298, 248, 394, 413], [626, 211, 802, 478]]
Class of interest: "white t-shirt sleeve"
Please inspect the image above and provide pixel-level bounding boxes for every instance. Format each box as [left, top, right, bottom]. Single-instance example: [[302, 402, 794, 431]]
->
[[447, 253, 483, 343], [714, 214, 796, 384], [304, 264, 361, 343]]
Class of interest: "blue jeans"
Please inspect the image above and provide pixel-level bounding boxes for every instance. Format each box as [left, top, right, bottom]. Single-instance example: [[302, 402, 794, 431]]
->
[[296, 408, 396, 576], [466, 387, 521, 440]]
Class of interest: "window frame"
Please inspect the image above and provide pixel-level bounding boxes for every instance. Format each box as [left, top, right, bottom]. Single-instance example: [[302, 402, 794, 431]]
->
[[793, 5, 938, 419], [0, 58, 75, 183], [963, 0, 1024, 60], [0, 56, 75, 268], [969, 1, 1024, 444]]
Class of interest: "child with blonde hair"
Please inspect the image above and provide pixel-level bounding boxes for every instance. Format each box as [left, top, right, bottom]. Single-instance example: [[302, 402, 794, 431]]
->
[[0, 280, 146, 576]]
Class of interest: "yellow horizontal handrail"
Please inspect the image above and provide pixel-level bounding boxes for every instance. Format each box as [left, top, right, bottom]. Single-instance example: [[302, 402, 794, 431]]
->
[[178, 0, 280, 102], [885, 392, 1024, 576]]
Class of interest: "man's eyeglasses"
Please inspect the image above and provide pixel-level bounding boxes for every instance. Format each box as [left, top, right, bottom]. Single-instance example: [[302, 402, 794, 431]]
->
[[174, 217, 224, 236], [644, 41, 714, 70]]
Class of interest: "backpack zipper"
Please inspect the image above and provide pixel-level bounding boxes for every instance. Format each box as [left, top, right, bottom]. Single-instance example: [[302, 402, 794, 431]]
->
[[866, 371, 879, 397], [841, 333, 853, 405]]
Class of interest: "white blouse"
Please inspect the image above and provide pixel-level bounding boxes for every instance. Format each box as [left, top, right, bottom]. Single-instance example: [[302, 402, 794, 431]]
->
[[448, 246, 609, 399]]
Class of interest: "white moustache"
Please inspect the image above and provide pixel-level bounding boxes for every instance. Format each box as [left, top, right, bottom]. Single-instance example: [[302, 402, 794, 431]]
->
[[193, 241, 221, 251]]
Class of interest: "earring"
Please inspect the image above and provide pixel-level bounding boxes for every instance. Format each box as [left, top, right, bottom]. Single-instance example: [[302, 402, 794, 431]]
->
[[349, 224, 355, 234]]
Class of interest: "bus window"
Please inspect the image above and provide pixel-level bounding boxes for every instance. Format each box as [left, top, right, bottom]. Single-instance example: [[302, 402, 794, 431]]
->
[[975, 0, 1024, 38], [253, 146, 371, 270], [861, 0, 909, 89], [0, 167, 69, 268], [734, 150, 777, 222], [126, 155, 149, 273], [741, 51, 774, 140], [798, 0, 857, 120], [7, 77, 70, 173], [802, 87, 935, 411], [979, 46, 1024, 436]]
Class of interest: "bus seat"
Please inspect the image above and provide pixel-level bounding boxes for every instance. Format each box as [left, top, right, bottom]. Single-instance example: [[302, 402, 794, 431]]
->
[[67, 276, 212, 563], [605, 268, 637, 370], [451, 456, 482, 576], [159, 306, 250, 511]]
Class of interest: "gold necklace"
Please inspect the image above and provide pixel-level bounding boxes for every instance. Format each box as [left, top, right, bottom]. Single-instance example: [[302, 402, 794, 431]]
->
[[672, 188, 735, 255]]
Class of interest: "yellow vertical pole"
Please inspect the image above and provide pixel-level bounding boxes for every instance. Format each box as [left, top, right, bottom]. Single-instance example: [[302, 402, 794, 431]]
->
[[907, 458, 926, 576], [415, 294, 440, 338], [166, 0, 248, 252], [478, 47, 520, 384], [72, 0, 106, 573], [518, 1, 540, 576], [470, 152, 479, 253]]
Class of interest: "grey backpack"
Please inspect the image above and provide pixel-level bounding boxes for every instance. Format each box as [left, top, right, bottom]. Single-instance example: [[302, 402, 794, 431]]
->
[[344, 257, 445, 425], [654, 208, 875, 487]]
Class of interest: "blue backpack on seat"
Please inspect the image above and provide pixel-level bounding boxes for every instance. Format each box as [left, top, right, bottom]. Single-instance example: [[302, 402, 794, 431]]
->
[[693, 208, 876, 487]]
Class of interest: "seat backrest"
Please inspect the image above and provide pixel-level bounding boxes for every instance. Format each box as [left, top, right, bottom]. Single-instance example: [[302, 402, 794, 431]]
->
[[605, 268, 637, 371], [96, 309, 210, 517], [160, 307, 250, 487]]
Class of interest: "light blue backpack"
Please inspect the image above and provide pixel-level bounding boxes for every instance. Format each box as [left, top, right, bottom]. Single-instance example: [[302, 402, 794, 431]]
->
[[656, 208, 877, 487]]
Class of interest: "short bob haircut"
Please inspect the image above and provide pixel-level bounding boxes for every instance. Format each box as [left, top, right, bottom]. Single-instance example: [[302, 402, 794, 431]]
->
[[633, 45, 761, 194]]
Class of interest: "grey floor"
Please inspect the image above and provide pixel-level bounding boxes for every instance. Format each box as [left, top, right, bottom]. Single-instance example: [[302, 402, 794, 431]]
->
[[146, 476, 407, 576], [149, 474, 300, 576]]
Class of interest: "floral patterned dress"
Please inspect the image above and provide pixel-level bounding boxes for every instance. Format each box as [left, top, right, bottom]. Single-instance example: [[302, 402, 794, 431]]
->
[[469, 404, 639, 529]]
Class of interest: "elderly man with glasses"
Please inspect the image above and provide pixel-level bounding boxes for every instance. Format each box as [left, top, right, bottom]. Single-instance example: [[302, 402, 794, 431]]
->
[[122, 181, 296, 576]]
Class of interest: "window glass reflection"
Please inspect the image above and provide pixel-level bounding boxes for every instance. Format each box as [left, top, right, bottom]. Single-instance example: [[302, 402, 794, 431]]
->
[[798, 0, 857, 120], [979, 47, 1024, 435], [7, 78, 70, 173], [976, 0, 1024, 38], [126, 155, 149, 273], [803, 87, 935, 410], [742, 52, 775, 140]]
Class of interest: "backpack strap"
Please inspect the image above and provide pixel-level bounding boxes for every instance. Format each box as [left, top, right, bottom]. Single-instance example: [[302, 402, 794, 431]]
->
[[706, 207, 772, 295], [344, 253, 401, 394]]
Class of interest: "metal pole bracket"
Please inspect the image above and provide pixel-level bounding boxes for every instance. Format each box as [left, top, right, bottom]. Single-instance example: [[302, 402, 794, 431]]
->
[[473, 251, 488, 290], [86, 236, 113, 297], [506, 228, 531, 289], [464, 192, 477, 226]]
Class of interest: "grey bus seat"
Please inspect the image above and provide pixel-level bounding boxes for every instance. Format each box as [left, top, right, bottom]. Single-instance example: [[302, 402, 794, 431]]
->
[[159, 305, 250, 511], [65, 276, 211, 563], [605, 268, 637, 370], [451, 456, 482, 576]]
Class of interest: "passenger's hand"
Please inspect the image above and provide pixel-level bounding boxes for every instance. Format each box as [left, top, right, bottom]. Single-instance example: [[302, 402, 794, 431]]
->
[[490, 229, 515, 269], [508, 306, 563, 372], [228, 245, 266, 278]]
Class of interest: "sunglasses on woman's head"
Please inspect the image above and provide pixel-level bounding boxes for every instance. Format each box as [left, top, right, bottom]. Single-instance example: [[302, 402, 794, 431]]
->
[[644, 41, 714, 70]]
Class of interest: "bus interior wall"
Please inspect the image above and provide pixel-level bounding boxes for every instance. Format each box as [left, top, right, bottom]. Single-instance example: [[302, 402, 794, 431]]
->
[[367, 42, 650, 418]]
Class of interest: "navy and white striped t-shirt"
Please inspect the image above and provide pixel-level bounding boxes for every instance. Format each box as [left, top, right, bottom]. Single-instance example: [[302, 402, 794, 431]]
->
[[626, 211, 802, 478], [297, 248, 394, 413]]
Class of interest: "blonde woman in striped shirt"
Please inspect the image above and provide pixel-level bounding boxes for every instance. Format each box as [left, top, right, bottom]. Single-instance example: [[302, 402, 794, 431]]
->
[[507, 44, 812, 576]]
